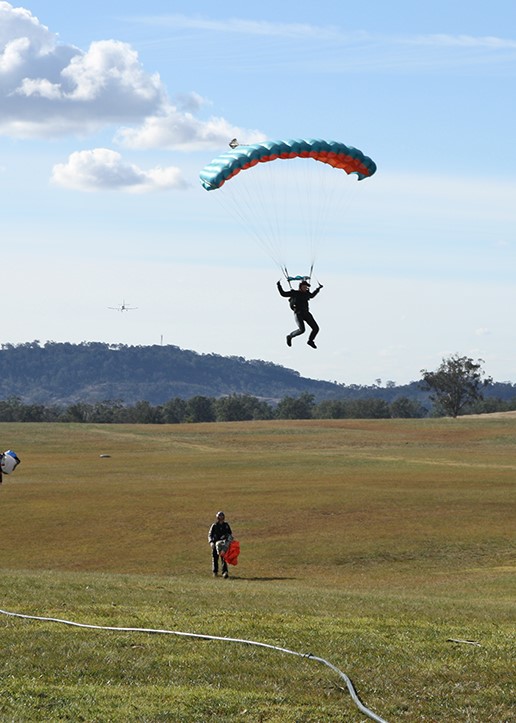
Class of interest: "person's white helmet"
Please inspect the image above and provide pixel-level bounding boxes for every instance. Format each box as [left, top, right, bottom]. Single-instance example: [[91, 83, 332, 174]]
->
[[1, 450, 20, 474]]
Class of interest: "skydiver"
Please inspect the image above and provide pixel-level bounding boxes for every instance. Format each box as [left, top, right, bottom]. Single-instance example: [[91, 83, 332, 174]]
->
[[277, 278, 323, 348], [208, 511, 233, 578]]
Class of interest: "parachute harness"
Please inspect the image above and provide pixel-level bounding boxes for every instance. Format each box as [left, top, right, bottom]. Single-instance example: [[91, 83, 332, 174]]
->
[[0, 607, 388, 722], [283, 263, 314, 290]]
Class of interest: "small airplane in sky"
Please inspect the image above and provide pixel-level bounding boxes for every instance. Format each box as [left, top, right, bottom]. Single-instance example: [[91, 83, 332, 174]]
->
[[108, 300, 137, 312]]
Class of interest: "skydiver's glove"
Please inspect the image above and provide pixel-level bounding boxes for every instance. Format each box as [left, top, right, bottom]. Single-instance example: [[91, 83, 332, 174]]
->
[[318, 284, 324, 290]]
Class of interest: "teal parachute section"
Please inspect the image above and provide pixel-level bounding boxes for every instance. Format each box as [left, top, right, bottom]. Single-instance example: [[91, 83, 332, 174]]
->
[[199, 138, 377, 191]]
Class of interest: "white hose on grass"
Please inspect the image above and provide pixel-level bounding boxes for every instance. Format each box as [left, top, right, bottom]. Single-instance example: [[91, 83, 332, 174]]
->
[[0, 608, 389, 723]]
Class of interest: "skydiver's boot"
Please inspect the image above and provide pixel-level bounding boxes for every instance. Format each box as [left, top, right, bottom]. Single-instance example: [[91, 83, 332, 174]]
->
[[286, 335, 292, 347], [307, 340, 317, 349]]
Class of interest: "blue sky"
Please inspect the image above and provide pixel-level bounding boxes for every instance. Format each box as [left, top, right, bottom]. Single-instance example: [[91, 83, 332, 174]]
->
[[1, 1, 515, 387]]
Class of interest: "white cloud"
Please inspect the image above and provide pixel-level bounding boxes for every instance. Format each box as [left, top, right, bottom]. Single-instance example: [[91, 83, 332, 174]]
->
[[16, 76, 61, 99], [173, 91, 208, 114], [59, 40, 161, 104], [405, 34, 516, 50], [128, 14, 516, 75], [116, 104, 265, 151], [132, 14, 343, 40], [0, 2, 165, 137], [0, 3, 262, 148], [51, 148, 187, 193], [132, 13, 516, 51], [0, 36, 30, 73], [0, 1, 56, 55]]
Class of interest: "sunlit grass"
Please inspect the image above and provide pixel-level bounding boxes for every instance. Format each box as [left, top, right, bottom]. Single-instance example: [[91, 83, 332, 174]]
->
[[0, 418, 515, 721]]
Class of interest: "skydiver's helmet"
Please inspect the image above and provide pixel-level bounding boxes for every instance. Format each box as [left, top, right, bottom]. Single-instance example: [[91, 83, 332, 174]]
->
[[1, 450, 21, 474]]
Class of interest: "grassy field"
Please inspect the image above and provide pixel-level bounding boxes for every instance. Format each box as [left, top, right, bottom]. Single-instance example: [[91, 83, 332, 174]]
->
[[0, 417, 514, 721]]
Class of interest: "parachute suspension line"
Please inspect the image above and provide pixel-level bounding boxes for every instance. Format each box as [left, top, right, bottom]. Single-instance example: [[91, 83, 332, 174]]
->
[[248, 157, 302, 272], [280, 157, 319, 279], [297, 158, 320, 274], [209, 184, 275, 263], [210, 165, 290, 274], [208, 158, 328, 278], [0, 608, 389, 723]]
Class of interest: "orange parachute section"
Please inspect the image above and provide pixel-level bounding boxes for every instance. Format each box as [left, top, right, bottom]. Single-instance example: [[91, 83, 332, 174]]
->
[[221, 539, 240, 566]]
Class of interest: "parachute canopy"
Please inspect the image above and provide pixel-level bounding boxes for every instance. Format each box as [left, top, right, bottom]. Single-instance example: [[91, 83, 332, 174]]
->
[[199, 137, 377, 278], [1, 450, 20, 475], [199, 138, 377, 191]]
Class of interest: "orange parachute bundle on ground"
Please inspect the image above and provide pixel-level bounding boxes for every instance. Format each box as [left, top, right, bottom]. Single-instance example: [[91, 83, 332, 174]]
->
[[221, 539, 240, 566]]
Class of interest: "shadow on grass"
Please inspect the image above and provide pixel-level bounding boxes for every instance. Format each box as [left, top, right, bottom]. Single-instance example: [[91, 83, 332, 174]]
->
[[226, 576, 297, 581]]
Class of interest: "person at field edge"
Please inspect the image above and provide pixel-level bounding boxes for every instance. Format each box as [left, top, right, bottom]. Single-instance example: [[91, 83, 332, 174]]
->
[[0, 450, 21, 483], [277, 278, 323, 348], [208, 511, 232, 578]]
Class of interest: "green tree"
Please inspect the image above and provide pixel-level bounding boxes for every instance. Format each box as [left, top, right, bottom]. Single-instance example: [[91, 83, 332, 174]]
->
[[127, 400, 163, 424], [91, 399, 125, 423], [420, 354, 493, 418], [390, 396, 427, 419], [162, 398, 187, 424], [314, 399, 350, 419], [62, 402, 93, 423], [186, 396, 216, 423], [214, 394, 272, 421], [276, 393, 315, 419], [348, 398, 390, 419]]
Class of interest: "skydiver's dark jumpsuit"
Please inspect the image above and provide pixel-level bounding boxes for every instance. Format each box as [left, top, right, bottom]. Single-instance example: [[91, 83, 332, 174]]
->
[[277, 282, 322, 344]]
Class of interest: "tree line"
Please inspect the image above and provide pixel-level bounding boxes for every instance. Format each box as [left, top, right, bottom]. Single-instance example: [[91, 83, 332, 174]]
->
[[0, 393, 422, 423], [1, 389, 515, 424]]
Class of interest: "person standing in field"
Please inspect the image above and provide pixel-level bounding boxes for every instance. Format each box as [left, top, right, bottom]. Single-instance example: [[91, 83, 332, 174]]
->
[[208, 511, 232, 578]]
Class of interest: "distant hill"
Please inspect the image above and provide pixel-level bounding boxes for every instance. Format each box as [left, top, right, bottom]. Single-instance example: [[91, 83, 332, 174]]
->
[[0, 341, 514, 407], [0, 341, 353, 405]]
